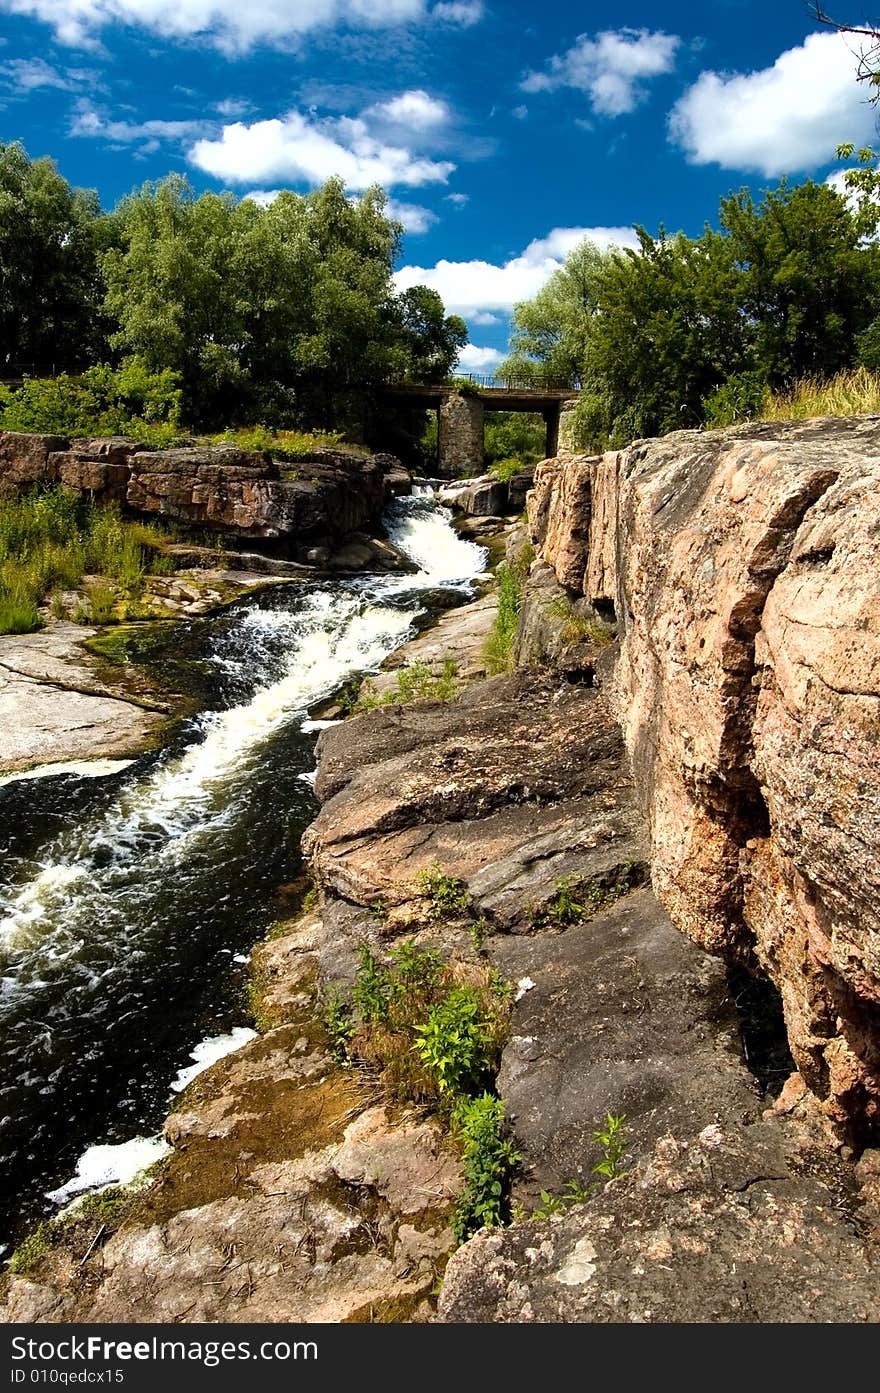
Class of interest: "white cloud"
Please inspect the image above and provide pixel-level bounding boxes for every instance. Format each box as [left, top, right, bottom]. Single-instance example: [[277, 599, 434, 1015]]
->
[[669, 31, 874, 176], [70, 100, 209, 143], [394, 224, 639, 316], [456, 343, 502, 371], [0, 0, 431, 53], [0, 56, 88, 91], [445, 191, 468, 205], [189, 110, 455, 188], [432, 1, 483, 26], [469, 310, 499, 325], [386, 198, 437, 232], [366, 89, 449, 130], [215, 97, 251, 117], [523, 27, 680, 117]]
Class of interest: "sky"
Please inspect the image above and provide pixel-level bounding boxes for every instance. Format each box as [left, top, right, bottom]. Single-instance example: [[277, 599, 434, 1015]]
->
[[1, 0, 878, 372]]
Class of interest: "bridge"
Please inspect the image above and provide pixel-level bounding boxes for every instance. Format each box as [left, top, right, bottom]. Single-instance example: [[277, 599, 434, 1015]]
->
[[381, 375, 579, 478]]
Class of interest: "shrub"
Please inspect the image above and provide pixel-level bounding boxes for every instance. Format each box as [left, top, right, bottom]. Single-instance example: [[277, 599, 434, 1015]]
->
[[484, 562, 521, 673], [451, 1094, 521, 1242], [355, 657, 460, 712], [0, 361, 183, 442], [702, 370, 770, 428], [412, 985, 496, 1096], [415, 862, 471, 919]]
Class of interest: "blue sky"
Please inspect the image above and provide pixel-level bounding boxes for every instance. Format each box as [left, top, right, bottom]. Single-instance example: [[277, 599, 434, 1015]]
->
[[0, 1, 877, 370]]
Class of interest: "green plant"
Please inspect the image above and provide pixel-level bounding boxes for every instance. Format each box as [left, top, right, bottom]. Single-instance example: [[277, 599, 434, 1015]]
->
[[412, 985, 495, 1096], [451, 1093, 521, 1242], [592, 1112, 628, 1180], [539, 863, 642, 929], [415, 862, 471, 919], [469, 917, 490, 954], [484, 542, 534, 674], [86, 581, 118, 624], [352, 943, 392, 1025], [545, 595, 614, 646], [356, 657, 460, 712], [320, 987, 356, 1063]]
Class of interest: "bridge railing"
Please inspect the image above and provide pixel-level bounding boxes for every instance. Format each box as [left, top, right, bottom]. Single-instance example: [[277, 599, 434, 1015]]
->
[[452, 372, 579, 391]]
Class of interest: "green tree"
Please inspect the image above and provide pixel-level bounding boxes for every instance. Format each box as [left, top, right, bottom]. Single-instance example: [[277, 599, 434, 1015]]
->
[[499, 237, 610, 387], [718, 177, 880, 385], [0, 142, 106, 374]]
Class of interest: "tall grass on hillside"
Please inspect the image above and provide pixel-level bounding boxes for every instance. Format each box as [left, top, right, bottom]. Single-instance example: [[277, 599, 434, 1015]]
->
[[0, 489, 171, 635], [759, 367, 880, 422]]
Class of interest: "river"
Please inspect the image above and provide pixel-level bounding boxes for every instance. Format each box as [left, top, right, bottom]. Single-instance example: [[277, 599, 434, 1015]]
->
[[0, 491, 486, 1249]]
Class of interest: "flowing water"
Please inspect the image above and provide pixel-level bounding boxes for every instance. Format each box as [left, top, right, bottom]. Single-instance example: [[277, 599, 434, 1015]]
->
[[0, 492, 486, 1246]]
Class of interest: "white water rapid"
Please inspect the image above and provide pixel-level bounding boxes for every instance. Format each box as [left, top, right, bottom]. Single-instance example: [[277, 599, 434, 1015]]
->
[[0, 490, 487, 1234]]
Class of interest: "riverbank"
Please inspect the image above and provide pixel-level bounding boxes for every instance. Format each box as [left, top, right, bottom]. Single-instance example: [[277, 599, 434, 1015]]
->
[[6, 528, 879, 1323]]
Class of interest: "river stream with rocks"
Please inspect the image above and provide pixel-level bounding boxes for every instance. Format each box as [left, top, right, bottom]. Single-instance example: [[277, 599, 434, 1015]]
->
[[0, 490, 486, 1251]]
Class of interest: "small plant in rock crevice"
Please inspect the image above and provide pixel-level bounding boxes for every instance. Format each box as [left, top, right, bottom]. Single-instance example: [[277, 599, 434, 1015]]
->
[[537, 863, 644, 929], [524, 1113, 629, 1219], [415, 862, 472, 920], [451, 1093, 521, 1243]]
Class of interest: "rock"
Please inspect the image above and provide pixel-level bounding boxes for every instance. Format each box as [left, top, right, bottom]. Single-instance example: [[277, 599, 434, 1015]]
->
[[438, 1119, 880, 1323], [525, 417, 880, 1139], [0, 431, 68, 496], [0, 623, 167, 774], [0, 431, 408, 556], [490, 888, 759, 1205], [356, 591, 498, 703], [304, 671, 645, 940]]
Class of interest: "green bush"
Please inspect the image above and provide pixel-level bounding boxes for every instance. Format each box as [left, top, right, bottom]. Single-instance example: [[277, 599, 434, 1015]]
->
[[413, 985, 496, 1096], [0, 488, 174, 634], [355, 657, 460, 712], [415, 861, 471, 919], [485, 561, 522, 673], [0, 361, 184, 442], [702, 369, 770, 428]]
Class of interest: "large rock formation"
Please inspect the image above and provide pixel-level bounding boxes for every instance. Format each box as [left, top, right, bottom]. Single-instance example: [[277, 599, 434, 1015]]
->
[[525, 416, 880, 1141], [0, 432, 409, 558]]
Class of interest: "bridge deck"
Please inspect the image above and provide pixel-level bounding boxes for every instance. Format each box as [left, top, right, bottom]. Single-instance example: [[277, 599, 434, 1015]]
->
[[383, 383, 578, 411]]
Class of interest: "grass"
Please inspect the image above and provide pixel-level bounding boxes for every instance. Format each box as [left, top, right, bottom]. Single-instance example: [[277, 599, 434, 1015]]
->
[[208, 426, 357, 459], [544, 595, 615, 646], [758, 366, 880, 422], [536, 863, 644, 929], [484, 539, 535, 675], [354, 657, 460, 712], [0, 488, 175, 635]]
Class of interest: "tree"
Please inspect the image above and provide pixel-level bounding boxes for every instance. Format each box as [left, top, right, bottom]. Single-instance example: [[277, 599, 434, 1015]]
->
[[499, 237, 610, 387], [719, 176, 880, 385], [809, 6, 880, 92], [0, 142, 106, 374]]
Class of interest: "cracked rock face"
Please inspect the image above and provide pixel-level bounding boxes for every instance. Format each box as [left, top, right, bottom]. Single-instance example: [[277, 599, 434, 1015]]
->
[[527, 418, 880, 1139], [438, 1120, 880, 1323]]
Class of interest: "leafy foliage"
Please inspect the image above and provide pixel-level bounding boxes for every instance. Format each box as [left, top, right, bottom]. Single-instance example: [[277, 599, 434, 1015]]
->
[[503, 176, 880, 450], [0, 361, 183, 441], [415, 861, 471, 919], [355, 657, 461, 712], [451, 1094, 521, 1242]]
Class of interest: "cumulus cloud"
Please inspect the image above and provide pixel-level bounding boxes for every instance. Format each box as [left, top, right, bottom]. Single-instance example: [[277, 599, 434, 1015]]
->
[[394, 224, 640, 316], [456, 343, 502, 371], [189, 109, 454, 188], [522, 27, 680, 117], [366, 89, 450, 130], [0, 0, 433, 53], [445, 191, 468, 205], [668, 31, 874, 176]]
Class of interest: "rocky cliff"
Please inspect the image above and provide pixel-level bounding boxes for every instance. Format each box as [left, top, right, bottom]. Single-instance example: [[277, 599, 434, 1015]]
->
[[0, 432, 410, 560], [525, 416, 880, 1143]]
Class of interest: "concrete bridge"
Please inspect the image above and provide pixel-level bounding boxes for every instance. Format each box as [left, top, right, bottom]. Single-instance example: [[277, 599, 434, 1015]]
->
[[382, 377, 579, 478]]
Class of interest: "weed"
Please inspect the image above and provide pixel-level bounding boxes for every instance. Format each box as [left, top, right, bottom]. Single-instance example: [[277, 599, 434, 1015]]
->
[[451, 1094, 521, 1242], [469, 917, 490, 954], [245, 967, 273, 1034], [538, 863, 642, 929], [545, 596, 614, 646], [415, 862, 471, 920], [413, 986, 496, 1096], [484, 562, 521, 674], [356, 657, 460, 712], [351, 943, 392, 1025], [86, 581, 118, 625], [592, 1112, 628, 1180], [320, 988, 356, 1064]]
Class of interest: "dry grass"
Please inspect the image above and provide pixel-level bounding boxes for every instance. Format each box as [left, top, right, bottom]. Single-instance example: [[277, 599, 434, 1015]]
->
[[759, 366, 880, 422]]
